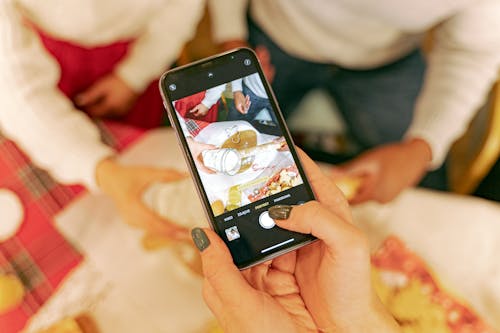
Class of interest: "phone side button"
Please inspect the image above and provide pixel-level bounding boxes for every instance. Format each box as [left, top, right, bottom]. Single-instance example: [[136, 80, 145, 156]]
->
[[259, 211, 276, 229]]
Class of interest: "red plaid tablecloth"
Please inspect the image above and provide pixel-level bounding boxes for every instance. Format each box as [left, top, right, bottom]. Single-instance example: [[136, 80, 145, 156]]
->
[[0, 121, 145, 333]]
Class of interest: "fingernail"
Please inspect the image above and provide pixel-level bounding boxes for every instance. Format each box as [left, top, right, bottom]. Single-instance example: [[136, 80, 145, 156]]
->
[[269, 205, 293, 220], [191, 228, 210, 252]]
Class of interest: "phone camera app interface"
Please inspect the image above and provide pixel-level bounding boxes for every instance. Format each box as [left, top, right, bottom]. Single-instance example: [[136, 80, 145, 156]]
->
[[171, 69, 313, 266]]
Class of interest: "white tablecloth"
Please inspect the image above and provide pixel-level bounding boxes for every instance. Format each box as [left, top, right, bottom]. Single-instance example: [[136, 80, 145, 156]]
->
[[23, 128, 500, 332]]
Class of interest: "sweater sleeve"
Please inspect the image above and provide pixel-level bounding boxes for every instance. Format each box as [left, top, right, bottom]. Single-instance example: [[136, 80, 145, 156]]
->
[[115, 0, 205, 92], [231, 78, 243, 92], [0, 1, 115, 191], [208, 0, 249, 44], [405, 0, 500, 168], [201, 84, 227, 108]]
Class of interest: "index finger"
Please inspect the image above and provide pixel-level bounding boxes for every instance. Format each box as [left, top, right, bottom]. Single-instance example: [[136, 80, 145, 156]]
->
[[271, 202, 368, 261], [195, 228, 256, 304]]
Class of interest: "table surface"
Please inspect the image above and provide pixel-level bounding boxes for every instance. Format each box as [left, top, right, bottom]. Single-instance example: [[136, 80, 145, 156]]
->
[[24, 128, 500, 332]]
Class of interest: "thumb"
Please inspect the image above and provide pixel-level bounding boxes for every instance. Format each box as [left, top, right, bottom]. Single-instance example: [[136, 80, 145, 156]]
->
[[269, 202, 362, 253], [192, 228, 253, 303]]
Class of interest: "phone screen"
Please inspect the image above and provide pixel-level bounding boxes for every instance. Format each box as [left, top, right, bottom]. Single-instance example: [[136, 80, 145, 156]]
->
[[160, 48, 316, 269]]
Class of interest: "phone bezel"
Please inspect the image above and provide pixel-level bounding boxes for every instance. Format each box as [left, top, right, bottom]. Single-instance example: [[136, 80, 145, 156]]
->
[[160, 48, 317, 269]]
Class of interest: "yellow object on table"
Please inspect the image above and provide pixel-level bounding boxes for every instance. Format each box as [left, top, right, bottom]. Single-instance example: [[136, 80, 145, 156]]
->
[[0, 274, 25, 314], [37, 314, 100, 333], [372, 270, 449, 333]]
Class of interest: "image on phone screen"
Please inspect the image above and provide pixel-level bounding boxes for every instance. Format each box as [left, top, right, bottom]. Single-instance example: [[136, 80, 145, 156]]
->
[[162, 49, 315, 268]]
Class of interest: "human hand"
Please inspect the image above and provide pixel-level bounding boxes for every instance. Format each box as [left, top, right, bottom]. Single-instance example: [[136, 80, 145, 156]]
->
[[233, 91, 251, 114], [341, 138, 432, 204], [193, 149, 400, 333], [186, 137, 217, 174], [75, 74, 139, 118], [189, 103, 209, 118], [95, 158, 189, 240], [268, 151, 399, 332], [193, 227, 317, 332]]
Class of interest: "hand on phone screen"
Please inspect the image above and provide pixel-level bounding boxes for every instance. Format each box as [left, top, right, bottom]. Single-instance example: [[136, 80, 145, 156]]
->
[[233, 91, 251, 114]]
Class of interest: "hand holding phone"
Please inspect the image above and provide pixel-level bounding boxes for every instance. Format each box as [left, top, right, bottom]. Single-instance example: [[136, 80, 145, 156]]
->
[[194, 150, 400, 333], [160, 48, 316, 269]]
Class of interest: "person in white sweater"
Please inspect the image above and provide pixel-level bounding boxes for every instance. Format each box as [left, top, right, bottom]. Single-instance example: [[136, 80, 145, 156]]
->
[[0, 0, 205, 238], [228, 73, 278, 125], [208, 0, 500, 203]]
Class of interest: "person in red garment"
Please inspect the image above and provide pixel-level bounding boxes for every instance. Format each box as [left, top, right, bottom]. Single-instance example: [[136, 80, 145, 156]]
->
[[174, 83, 227, 123], [0, 0, 205, 238]]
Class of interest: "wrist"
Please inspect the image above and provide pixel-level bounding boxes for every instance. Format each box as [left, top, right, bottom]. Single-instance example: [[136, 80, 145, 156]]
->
[[338, 302, 400, 333], [404, 138, 432, 165]]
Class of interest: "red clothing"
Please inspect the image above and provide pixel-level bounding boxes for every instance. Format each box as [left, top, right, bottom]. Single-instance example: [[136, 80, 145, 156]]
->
[[38, 31, 165, 129], [174, 91, 219, 123], [0, 122, 144, 333]]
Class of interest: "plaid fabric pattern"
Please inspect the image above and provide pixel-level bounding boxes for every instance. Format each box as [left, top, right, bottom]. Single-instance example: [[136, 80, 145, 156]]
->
[[184, 118, 209, 138], [0, 121, 145, 333]]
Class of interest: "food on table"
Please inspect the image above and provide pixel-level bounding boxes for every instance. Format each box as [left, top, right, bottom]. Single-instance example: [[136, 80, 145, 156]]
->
[[210, 200, 225, 216], [372, 236, 495, 333], [334, 176, 362, 201], [38, 313, 100, 333], [248, 165, 302, 202], [221, 129, 257, 150], [226, 185, 242, 212], [0, 274, 24, 314], [238, 138, 286, 158], [141, 233, 172, 251], [142, 179, 206, 228]]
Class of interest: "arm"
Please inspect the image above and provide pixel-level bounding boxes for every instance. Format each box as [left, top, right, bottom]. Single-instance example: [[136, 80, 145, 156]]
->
[[231, 78, 243, 93], [200, 83, 226, 109], [190, 84, 227, 117], [0, 3, 191, 239], [207, 0, 249, 46], [0, 2, 114, 190], [230, 79, 251, 114], [114, 0, 205, 93], [342, 0, 500, 203], [405, 0, 500, 168]]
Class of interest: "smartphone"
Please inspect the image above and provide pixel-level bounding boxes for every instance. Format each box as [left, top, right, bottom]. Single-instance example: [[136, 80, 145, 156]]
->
[[160, 48, 316, 269]]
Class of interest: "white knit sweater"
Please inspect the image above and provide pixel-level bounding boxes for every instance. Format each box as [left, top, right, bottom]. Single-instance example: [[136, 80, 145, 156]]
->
[[209, 0, 500, 167], [0, 0, 204, 190]]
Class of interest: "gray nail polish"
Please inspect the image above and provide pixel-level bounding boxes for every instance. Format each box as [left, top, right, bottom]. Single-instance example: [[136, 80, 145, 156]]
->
[[191, 228, 210, 252], [269, 205, 293, 220]]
